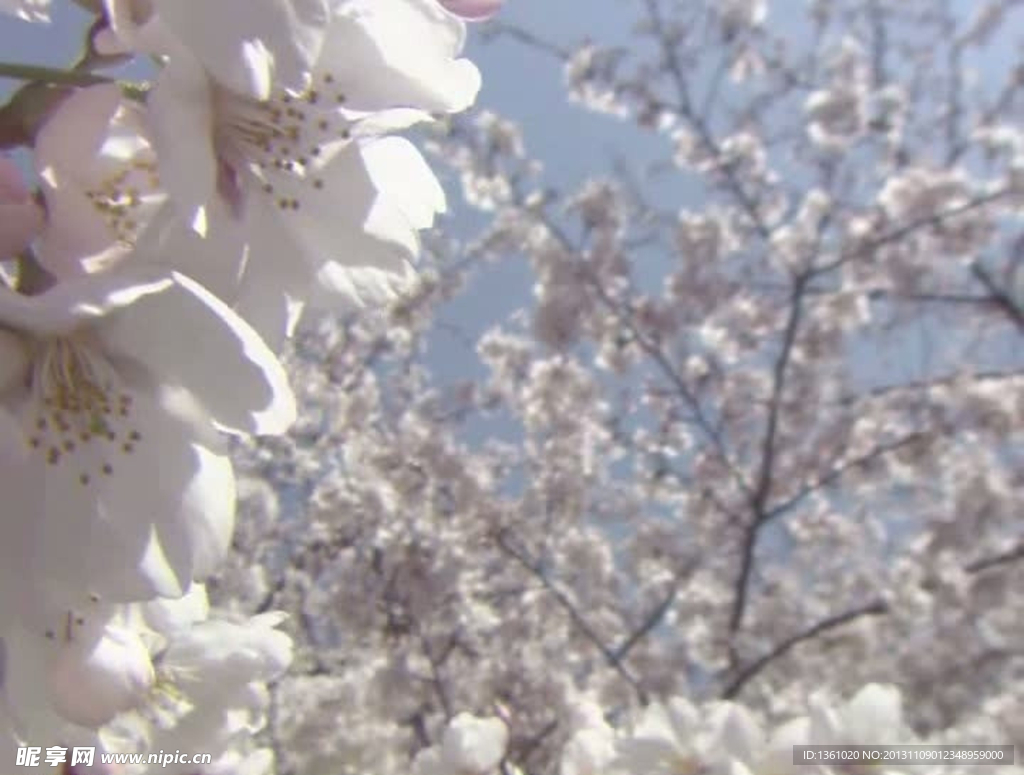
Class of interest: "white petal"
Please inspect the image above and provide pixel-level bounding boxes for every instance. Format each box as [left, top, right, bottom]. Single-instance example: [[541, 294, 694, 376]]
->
[[102, 0, 184, 57], [35, 86, 164, 276], [0, 157, 44, 260], [154, 0, 331, 98], [310, 260, 413, 312], [35, 85, 123, 184], [761, 717, 809, 775], [96, 272, 296, 435], [135, 199, 301, 349], [134, 199, 248, 304], [205, 748, 275, 775], [148, 56, 218, 230], [318, 0, 480, 113], [234, 207, 311, 349], [163, 617, 294, 698], [360, 136, 446, 238], [633, 701, 680, 743], [0, 377, 233, 608], [180, 442, 236, 578], [707, 702, 764, 764], [349, 107, 434, 136], [0, 270, 173, 337], [269, 141, 415, 272], [141, 583, 210, 634], [50, 625, 154, 727], [34, 86, 128, 274], [0, 329, 30, 396]]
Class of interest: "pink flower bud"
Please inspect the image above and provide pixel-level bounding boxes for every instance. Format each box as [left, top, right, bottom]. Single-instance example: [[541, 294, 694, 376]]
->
[[438, 0, 504, 22], [0, 156, 43, 259]]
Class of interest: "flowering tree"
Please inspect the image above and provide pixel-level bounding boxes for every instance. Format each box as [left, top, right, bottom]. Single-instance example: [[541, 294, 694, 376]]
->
[[0, 1, 1022, 775]]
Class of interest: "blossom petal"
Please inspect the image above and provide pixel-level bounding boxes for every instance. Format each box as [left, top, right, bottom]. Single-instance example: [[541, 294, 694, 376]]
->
[[361, 136, 447, 233], [153, 0, 331, 99], [318, 0, 481, 113], [96, 272, 296, 435], [269, 141, 420, 270], [35, 84, 163, 276], [0, 378, 232, 609], [0, 270, 173, 337], [148, 56, 218, 230]]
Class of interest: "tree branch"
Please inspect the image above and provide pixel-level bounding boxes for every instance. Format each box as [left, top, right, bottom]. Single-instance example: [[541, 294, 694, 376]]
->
[[728, 272, 811, 638], [494, 529, 649, 703], [722, 539, 1024, 699], [970, 261, 1024, 331], [721, 600, 889, 699]]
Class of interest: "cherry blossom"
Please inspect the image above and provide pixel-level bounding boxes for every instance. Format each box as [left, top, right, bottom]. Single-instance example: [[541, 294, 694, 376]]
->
[[613, 698, 765, 775], [0, 269, 294, 616], [136, 0, 478, 343], [412, 714, 509, 775], [34, 85, 164, 278], [1, 1, 1023, 773], [102, 0, 332, 100]]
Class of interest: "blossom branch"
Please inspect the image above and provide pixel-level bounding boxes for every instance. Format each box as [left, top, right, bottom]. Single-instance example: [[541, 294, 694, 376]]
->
[[721, 600, 889, 699], [643, 0, 774, 239], [729, 272, 811, 639], [723, 538, 1024, 699], [493, 528, 649, 703]]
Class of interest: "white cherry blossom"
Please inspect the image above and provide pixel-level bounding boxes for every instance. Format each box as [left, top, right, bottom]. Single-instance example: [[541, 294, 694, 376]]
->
[[125, 612, 293, 773], [34, 84, 165, 278], [615, 698, 765, 775], [0, 595, 292, 773], [0, 269, 294, 617], [139, 0, 477, 343], [412, 713, 509, 775], [102, 0, 332, 100], [760, 685, 916, 775]]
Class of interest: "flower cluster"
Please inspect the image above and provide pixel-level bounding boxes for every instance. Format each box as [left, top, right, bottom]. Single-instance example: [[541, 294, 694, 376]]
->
[[415, 684, 1020, 775], [217, 1, 1022, 773], [0, 0, 486, 771]]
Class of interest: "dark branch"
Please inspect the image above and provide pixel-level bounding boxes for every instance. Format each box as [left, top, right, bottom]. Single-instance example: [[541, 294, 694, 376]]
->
[[722, 540, 1024, 699], [729, 273, 810, 638], [970, 262, 1024, 331], [722, 600, 889, 699]]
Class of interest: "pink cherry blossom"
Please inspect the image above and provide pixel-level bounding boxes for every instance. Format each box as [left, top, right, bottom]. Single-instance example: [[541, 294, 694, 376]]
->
[[438, 0, 503, 22]]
